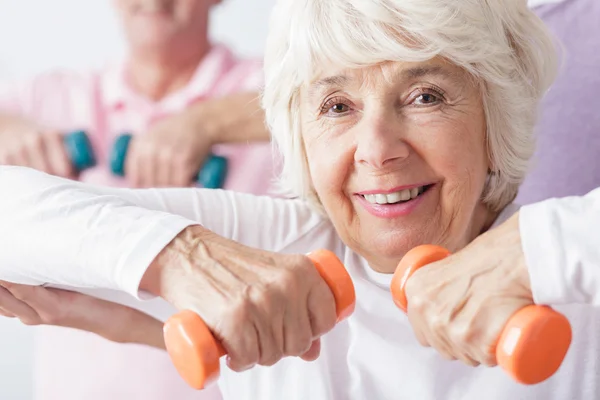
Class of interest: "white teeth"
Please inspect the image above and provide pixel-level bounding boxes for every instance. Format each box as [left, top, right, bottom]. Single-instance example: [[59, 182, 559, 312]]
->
[[363, 186, 426, 204], [399, 189, 411, 201], [386, 192, 403, 203], [375, 194, 387, 204]]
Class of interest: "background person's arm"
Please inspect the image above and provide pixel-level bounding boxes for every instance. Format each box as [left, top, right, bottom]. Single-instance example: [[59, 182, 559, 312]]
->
[[125, 92, 272, 188], [0, 113, 74, 178], [0, 72, 77, 178], [0, 281, 165, 349]]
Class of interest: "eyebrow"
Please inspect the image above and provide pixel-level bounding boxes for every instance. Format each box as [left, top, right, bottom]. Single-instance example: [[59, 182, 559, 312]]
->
[[308, 65, 461, 99], [401, 65, 452, 80], [308, 76, 350, 99]]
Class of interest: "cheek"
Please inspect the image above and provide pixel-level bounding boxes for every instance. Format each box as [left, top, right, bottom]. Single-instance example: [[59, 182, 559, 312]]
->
[[303, 127, 355, 206], [413, 111, 488, 204]]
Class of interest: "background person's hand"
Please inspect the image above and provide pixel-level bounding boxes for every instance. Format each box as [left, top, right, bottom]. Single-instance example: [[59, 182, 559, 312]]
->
[[0, 281, 165, 349], [141, 225, 339, 372], [0, 116, 74, 178], [404, 212, 533, 367], [124, 109, 214, 188]]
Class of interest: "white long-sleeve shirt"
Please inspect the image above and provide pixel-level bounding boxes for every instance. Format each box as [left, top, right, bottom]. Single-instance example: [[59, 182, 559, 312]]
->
[[1, 165, 600, 399]]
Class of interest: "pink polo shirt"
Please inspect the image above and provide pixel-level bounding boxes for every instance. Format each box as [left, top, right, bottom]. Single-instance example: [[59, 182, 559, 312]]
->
[[0, 44, 276, 400]]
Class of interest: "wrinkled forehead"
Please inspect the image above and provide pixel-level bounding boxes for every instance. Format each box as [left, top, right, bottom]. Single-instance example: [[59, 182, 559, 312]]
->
[[303, 58, 472, 101]]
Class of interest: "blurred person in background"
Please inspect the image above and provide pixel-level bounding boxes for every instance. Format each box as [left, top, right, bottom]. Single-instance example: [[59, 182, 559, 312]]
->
[[0, 0, 274, 399]]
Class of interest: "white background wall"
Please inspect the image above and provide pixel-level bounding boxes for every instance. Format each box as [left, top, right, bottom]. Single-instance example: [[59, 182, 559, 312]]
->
[[0, 0, 274, 398]]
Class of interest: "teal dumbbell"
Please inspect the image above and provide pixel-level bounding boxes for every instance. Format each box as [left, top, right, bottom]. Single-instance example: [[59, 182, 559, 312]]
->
[[63, 130, 96, 172], [109, 134, 228, 189]]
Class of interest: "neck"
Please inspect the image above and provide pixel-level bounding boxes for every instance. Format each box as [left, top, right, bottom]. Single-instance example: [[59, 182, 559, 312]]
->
[[126, 38, 209, 101]]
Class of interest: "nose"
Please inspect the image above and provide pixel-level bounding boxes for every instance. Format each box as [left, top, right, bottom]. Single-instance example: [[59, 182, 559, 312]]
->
[[354, 113, 411, 170]]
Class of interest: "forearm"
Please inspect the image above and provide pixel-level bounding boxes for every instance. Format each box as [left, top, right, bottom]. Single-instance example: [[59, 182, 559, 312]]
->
[[0, 166, 195, 298], [191, 92, 271, 143], [520, 187, 600, 306]]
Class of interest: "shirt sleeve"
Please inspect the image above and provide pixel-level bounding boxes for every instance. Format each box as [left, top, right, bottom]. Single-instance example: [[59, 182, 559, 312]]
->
[[0, 166, 323, 299], [520, 186, 600, 306]]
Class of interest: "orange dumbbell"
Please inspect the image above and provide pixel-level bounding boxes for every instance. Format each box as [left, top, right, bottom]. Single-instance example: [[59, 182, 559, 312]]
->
[[163, 249, 356, 389], [390, 244, 572, 385]]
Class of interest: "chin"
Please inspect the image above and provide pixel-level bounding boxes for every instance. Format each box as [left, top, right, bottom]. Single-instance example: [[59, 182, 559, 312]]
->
[[359, 231, 426, 273]]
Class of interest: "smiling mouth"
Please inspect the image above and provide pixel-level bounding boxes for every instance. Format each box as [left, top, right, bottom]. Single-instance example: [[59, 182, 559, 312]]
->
[[360, 184, 434, 205]]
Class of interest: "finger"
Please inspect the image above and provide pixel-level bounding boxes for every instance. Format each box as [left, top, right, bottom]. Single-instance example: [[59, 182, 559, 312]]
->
[[173, 155, 194, 187], [157, 148, 173, 187], [223, 321, 260, 372], [118, 308, 165, 349], [440, 333, 481, 366], [125, 141, 143, 187], [282, 292, 312, 357], [300, 339, 321, 362], [0, 285, 41, 325], [25, 135, 51, 173], [51, 289, 166, 349], [406, 306, 430, 348], [9, 144, 29, 166], [216, 298, 261, 372], [0, 307, 15, 318], [139, 146, 158, 188], [306, 279, 337, 338], [251, 288, 284, 366], [423, 328, 457, 362], [43, 132, 74, 178]]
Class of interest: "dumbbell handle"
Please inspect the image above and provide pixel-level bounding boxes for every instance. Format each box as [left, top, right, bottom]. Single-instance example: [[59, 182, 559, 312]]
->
[[110, 134, 228, 189], [390, 244, 572, 385], [163, 249, 356, 390], [63, 131, 96, 172]]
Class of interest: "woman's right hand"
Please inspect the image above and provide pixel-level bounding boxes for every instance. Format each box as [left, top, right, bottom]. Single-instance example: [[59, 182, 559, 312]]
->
[[0, 116, 74, 178], [140, 225, 339, 372]]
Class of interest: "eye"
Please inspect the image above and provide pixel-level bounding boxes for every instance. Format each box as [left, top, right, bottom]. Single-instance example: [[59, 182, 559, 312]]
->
[[329, 103, 349, 113], [415, 93, 439, 105], [320, 97, 352, 117], [410, 88, 445, 107]]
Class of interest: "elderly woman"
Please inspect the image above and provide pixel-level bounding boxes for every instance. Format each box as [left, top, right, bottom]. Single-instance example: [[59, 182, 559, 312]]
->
[[0, 0, 596, 399]]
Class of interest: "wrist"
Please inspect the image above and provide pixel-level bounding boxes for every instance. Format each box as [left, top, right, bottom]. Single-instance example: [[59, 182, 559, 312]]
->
[[140, 224, 207, 297], [503, 211, 532, 296], [186, 99, 220, 145]]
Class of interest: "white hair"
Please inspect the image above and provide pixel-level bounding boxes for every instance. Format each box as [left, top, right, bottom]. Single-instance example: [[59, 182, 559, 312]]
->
[[262, 0, 559, 211]]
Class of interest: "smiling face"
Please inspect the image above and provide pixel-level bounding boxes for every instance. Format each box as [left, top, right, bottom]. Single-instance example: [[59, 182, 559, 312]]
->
[[301, 58, 493, 273]]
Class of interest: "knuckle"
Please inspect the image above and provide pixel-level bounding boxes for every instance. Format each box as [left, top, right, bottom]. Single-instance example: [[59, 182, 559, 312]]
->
[[227, 292, 254, 321], [247, 284, 277, 311], [407, 291, 428, 313], [450, 325, 474, 345], [274, 267, 299, 292], [229, 348, 257, 371], [287, 331, 311, 356], [260, 348, 283, 367], [481, 353, 497, 367]]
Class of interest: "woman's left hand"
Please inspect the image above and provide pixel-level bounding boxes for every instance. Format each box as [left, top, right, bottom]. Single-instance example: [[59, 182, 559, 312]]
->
[[0, 281, 165, 349], [404, 212, 533, 366]]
